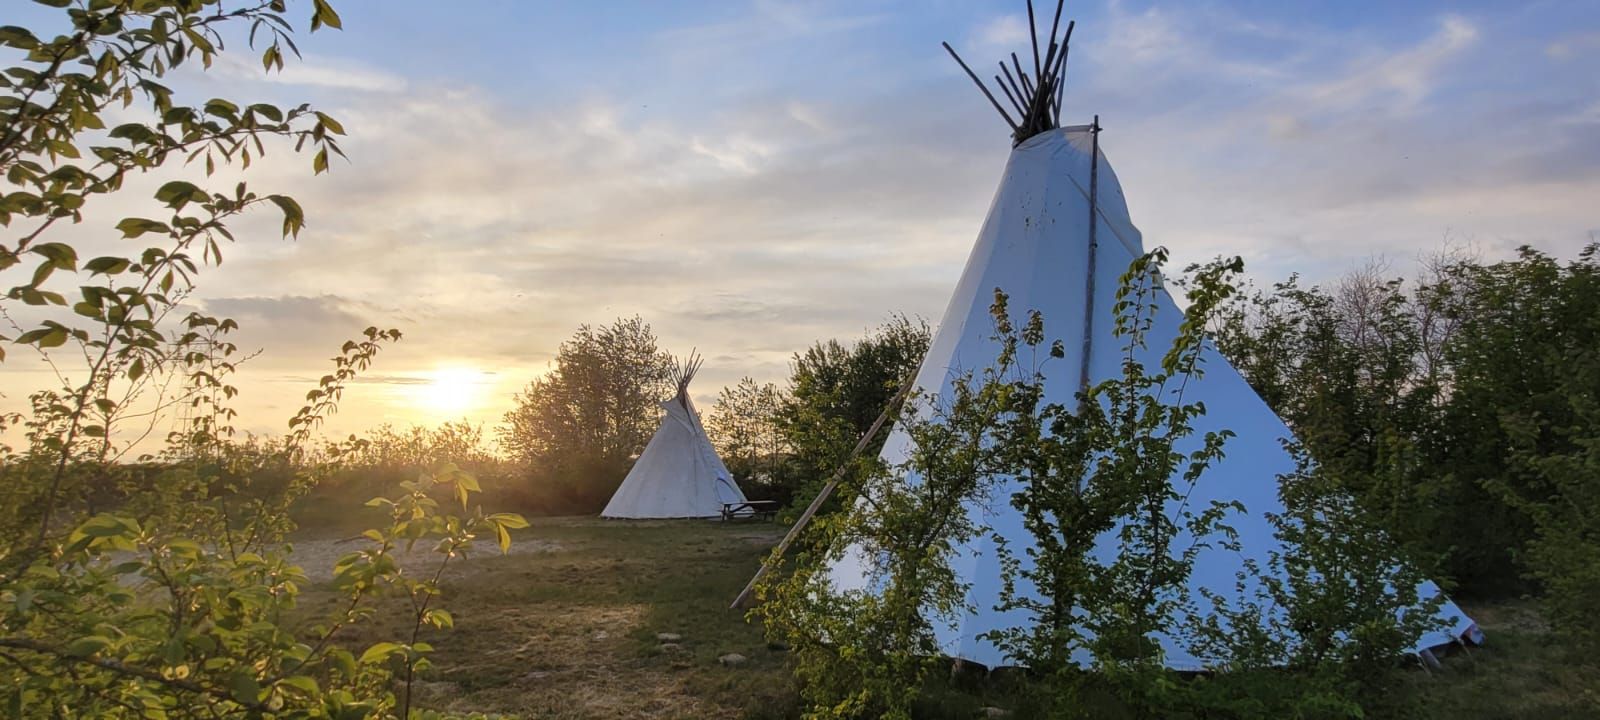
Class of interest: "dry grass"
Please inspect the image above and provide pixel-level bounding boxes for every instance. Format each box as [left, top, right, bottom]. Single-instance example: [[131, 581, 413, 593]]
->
[[295, 517, 795, 720]]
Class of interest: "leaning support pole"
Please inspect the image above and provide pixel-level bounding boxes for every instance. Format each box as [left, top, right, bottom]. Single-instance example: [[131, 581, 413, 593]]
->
[[728, 376, 919, 610], [1076, 116, 1102, 403]]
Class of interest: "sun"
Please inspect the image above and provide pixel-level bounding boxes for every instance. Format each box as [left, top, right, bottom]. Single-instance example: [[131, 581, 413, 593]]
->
[[413, 367, 490, 417]]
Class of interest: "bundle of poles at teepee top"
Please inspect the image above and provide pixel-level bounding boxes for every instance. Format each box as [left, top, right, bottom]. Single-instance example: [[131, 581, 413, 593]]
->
[[944, 0, 1075, 145], [669, 351, 704, 409]]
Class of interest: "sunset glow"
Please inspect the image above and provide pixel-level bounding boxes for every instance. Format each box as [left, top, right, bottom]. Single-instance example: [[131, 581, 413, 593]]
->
[[410, 367, 493, 416]]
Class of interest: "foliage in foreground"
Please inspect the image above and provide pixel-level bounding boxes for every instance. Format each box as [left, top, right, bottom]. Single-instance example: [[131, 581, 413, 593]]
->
[[758, 251, 1454, 719], [1, 2, 524, 717]]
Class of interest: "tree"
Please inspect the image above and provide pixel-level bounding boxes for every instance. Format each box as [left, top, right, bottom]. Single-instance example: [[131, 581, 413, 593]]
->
[[776, 314, 930, 514], [1209, 261, 1451, 590], [0, 3, 524, 717], [706, 376, 786, 497], [1430, 245, 1600, 646], [498, 316, 672, 513]]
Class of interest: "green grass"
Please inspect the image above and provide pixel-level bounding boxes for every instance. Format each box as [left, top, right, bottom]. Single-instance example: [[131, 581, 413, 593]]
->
[[1403, 602, 1600, 719], [293, 518, 1597, 719]]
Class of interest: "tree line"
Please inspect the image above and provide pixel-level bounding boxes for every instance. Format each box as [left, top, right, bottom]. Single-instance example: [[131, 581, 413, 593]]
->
[[1209, 244, 1600, 627], [481, 314, 928, 517]]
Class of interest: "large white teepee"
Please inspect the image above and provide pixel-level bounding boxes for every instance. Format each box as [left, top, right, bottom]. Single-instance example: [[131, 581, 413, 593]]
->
[[602, 355, 747, 519], [825, 12, 1480, 670]]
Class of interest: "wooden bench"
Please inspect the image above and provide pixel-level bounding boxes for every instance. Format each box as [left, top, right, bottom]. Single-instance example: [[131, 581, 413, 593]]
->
[[722, 500, 779, 522]]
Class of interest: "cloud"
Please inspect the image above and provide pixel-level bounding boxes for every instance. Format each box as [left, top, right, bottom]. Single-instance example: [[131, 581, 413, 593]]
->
[[198, 295, 402, 369], [1298, 15, 1478, 115], [1546, 30, 1600, 59], [212, 52, 408, 93], [972, 15, 1029, 49]]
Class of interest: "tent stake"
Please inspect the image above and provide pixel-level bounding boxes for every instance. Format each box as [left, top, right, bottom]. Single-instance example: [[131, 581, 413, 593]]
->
[[729, 375, 919, 610]]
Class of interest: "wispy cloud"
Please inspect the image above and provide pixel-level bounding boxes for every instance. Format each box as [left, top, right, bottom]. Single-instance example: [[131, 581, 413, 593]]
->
[[1545, 30, 1600, 59], [212, 52, 408, 93], [970, 15, 1029, 50], [1298, 15, 1478, 115]]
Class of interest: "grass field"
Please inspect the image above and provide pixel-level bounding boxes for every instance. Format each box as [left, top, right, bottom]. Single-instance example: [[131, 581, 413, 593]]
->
[[292, 517, 1599, 719]]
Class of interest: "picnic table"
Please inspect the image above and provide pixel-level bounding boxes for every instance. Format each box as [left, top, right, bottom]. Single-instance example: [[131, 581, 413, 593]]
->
[[721, 500, 779, 522]]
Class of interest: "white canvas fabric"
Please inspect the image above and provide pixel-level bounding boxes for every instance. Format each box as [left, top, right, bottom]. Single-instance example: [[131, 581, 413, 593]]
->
[[826, 127, 1479, 670], [601, 394, 747, 519]]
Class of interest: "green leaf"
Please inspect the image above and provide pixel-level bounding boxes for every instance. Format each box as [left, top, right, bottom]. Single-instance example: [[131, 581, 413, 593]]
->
[[85, 256, 131, 275], [203, 98, 240, 117], [228, 671, 261, 704], [30, 242, 78, 270], [314, 111, 345, 135], [115, 218, 170, 238], [64, 636, 112, 657], [488, 513, 530, 529], [0, 26, 41, 50], [77, 514, 136, 538], [276, 675, 319, 696], [22, 326, 70, 348], [358, 641, 403, 665], [249, 103, 284, 122], [154, 180, 206, 210], [268, 195, 304, 238], [496, 522, 511, 554], [311, 0, 343, 31], [261, 45, 281, 72]]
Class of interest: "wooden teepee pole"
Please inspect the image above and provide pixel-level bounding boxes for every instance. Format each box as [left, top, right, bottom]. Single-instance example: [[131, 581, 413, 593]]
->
[[729, 374, 919, 610], [1076, 116, 1102, 402]]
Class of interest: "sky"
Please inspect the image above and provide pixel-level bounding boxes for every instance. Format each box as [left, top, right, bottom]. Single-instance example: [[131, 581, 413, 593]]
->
[[3, 0, 1598, 449]]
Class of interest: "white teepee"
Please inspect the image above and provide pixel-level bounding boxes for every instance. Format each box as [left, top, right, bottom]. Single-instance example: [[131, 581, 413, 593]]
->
[[824, 12, 1480, 670], [602, 354, 747, 519]]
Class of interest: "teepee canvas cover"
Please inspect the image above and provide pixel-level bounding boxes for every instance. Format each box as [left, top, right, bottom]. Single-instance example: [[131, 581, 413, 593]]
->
[[825, 6, 1479, 670], [602, 355, 747, 519]]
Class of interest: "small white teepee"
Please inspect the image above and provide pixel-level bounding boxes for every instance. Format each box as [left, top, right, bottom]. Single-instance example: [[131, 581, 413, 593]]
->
[[601, 354, 747, 519], [824, 7, 1481, 670]]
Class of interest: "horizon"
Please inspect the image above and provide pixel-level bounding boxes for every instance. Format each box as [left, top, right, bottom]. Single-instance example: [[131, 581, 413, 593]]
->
[[2, 0, 1596, 448]]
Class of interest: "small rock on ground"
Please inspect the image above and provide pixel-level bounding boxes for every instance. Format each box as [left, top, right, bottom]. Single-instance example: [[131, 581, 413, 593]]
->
[[656, 632, 681, 642], [718, 653, 747, 667], [980, 707, 1011, 719], [659, 642, 683, 652]]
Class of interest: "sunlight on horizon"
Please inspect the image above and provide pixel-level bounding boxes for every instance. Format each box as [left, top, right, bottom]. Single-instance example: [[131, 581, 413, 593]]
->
[[405, 367, 496, 418]]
